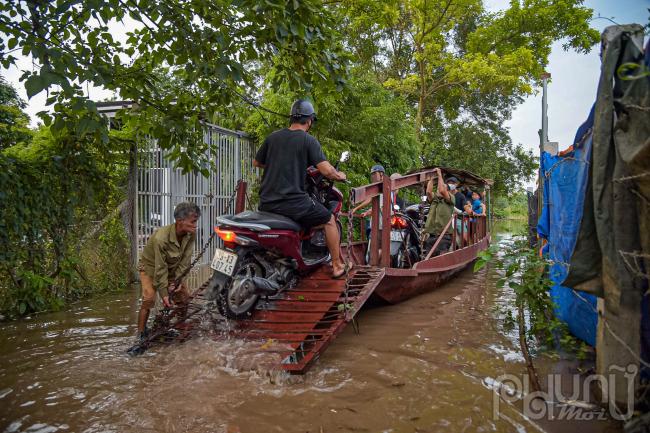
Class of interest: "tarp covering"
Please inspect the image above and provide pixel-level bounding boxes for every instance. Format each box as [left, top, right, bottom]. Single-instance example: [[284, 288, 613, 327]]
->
[[537, 26, 650, 393], [537, 107, 597, 347], [563, 25, 650, 386]]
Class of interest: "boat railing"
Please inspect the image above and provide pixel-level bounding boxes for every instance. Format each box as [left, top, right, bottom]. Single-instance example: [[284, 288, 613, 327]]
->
[[450, 213, 488, 251], [349, 168, 491, 268]]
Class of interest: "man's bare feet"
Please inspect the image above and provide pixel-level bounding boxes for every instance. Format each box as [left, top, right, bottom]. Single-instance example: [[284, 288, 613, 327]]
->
[[332, 262, 352, 279]]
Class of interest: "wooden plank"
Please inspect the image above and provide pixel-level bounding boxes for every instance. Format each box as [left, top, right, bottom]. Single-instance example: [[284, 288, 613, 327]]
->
[[259, 301, 336, 312], [251, 310, 329, 322], [237, 322, 324, 332], [283, 291, 343, 302], [223, 265, 386, 374], [285, 279, 347, 292]]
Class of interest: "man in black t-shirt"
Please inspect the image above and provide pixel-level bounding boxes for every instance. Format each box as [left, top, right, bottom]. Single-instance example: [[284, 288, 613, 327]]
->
[[253, 99, 348, 278], [447, 176, 466, 211]]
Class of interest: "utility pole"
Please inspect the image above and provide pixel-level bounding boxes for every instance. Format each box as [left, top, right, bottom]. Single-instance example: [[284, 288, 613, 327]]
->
[[537, 72, 551, 218], [541, 72, 550, 145]]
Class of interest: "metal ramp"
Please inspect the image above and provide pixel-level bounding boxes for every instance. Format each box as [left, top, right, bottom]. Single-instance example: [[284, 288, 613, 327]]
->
[[129, 266, 384, 374], [230, 265, 384, 373]]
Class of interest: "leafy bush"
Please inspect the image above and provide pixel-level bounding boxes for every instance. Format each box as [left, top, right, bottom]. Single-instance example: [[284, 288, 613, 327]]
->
[[0, 124, 128, 318]]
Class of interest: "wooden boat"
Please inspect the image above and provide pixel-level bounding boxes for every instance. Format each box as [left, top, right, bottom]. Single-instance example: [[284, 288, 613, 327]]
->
[[343, 167, 492, 304], [134, 167, 491, 373]]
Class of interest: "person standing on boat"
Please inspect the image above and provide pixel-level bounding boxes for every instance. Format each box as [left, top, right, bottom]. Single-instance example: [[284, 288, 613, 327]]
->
[[352, 164, 388, 238], [423, 168, 458, 255], [471, 191, 486, 215], [253, 99, 348, 279], [452, 181, 468, 213], [353, 165, 382, 263], [136, 202, 200, 341]]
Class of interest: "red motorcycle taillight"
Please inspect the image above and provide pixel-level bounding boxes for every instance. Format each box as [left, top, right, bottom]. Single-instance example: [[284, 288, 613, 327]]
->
[[390, 216, 408, 229], [215, 226, 237, 243]]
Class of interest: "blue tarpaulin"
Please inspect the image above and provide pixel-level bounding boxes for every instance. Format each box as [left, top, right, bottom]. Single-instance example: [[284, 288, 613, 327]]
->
[[537, 108, 598, 347]]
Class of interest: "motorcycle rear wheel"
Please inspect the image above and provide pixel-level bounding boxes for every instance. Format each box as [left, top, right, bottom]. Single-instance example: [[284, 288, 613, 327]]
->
[[216, 258, 263, 320]]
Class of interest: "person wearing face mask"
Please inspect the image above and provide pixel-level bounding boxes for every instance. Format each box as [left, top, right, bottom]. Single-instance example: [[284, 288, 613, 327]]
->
[[423, 168, 458, 255], [447, 177, 467, 213]]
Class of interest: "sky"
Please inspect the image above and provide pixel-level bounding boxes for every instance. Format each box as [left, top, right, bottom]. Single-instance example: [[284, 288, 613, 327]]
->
[[3, 0, 650, 179], [486, 0, 649, 157]]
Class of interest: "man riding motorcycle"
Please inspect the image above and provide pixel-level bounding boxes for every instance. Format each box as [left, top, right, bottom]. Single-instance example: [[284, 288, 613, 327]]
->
[[252, 99, 349, 278]]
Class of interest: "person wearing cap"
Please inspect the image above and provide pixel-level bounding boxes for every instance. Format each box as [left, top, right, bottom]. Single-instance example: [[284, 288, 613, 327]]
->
[[352, 166, 401, 263], [351, 164, 386, 229], [253, 99, 349, 278], [423, 168, 458, 255], [447, 176, 468, 212], [471, 191, 486, 215]]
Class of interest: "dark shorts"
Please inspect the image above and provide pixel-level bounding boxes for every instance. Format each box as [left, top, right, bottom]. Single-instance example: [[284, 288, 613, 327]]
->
[[260, 196, 332, 230]]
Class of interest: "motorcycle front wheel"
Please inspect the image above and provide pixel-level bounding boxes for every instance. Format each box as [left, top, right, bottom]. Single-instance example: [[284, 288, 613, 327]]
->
[[216, 258, 263, 320]]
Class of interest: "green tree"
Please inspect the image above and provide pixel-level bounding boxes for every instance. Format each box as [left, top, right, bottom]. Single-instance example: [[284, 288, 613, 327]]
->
[[0, 76, 31, 149], [421, 117, 537, 195], [245, 69, 419, 189], [333, 0, 599, 141], [0, 0, 348, 172], [323, 0, 598, 194]]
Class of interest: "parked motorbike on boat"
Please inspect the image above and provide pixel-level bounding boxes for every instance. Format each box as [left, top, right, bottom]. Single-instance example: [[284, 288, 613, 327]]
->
[[388, 206, 421, 268], [206, 151, 350, 319]]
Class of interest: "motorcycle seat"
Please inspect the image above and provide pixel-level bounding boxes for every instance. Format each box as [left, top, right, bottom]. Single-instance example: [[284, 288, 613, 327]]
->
[[218, 211, 302, 232]]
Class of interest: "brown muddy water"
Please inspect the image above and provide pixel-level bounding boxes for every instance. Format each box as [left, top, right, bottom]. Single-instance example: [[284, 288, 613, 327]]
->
[[0, 223, 623, 433]]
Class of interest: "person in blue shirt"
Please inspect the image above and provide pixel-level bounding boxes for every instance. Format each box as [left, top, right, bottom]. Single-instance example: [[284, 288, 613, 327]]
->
[[471, 191, 485, 215]]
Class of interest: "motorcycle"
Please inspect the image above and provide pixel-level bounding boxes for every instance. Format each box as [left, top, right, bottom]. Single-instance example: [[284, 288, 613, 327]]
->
[[206, 151, 350, 319], [388, 206, 422, 269]]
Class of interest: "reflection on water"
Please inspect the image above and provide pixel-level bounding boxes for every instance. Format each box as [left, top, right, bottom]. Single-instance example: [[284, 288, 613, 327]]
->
[[0, 222, 621, 433]]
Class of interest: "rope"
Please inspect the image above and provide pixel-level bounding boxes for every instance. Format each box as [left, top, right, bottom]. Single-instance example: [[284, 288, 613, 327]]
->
[[543, 156, 589, 179], [613, 171, 650, 183], [619, 250, 650, 280]]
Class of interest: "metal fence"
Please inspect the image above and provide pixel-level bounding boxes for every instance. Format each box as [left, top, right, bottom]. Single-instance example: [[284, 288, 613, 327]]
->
[[135, 123, 258, 288]]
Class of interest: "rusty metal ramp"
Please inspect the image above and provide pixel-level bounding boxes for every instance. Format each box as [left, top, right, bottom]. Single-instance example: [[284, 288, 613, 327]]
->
[[230, 265, 384, 374]]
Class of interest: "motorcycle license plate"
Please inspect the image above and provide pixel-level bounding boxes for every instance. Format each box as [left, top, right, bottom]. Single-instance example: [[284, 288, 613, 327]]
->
[[390, 230, 405, 242], [210, 248, 238, 276]]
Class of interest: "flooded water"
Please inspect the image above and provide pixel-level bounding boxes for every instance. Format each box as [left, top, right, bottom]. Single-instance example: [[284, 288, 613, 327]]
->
[[0, 222, 623, 433]]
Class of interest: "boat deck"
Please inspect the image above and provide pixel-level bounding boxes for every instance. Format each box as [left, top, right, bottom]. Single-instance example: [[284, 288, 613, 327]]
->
[[232, 265, 384, 373]]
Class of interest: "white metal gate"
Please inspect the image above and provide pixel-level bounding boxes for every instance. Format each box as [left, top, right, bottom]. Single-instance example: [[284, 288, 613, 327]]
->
[[135, 123, 258, 288]]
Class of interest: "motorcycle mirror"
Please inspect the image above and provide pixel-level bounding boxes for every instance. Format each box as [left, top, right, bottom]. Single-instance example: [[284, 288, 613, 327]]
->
[[339, 151, 350, 163]]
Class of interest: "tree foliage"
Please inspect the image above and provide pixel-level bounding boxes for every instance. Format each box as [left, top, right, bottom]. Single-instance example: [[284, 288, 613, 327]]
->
[[0, 75, 31, 149], [241, 0, 595, 195], [333, 0, 599, 137], [0, 124, 127, 317], [245, 70, 419, 188], [1, 0, 348, 171]]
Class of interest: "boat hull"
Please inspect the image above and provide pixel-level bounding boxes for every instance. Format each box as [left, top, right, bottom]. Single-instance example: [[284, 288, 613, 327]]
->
[[344, 235, 490, 304]]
